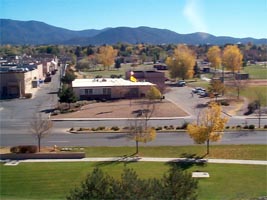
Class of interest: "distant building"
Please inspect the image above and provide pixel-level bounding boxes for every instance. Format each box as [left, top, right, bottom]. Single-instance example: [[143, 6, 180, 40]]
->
[[125, 70, 166, 91], [153, 64, 168, 70], [72, 78, 154, 100]]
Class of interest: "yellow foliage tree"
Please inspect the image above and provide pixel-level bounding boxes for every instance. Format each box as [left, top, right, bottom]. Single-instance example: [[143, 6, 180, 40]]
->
[[186, 102, 228, 155], [222, 45, 244, 99], [146, 86, 162, 101], [128, 119, 156, 155], [222, 45, 243, 72], [166, 45, 195, 80], [97, 45, 118, 70], [207, 46, 221, 71]]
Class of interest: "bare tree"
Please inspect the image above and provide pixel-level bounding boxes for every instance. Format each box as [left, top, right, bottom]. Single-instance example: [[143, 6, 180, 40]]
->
[[254, 91, 265, 128], [30, 113, 53, 152], [127, 86, 161, 155]]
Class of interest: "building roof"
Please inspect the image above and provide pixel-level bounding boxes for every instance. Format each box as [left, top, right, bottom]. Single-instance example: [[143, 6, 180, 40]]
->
[[72, 78, 154, 88]]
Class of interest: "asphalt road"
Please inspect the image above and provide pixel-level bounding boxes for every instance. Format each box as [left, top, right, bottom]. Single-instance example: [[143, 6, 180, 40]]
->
[[0, 67, 61, 134], [0, 131, 266, 147]]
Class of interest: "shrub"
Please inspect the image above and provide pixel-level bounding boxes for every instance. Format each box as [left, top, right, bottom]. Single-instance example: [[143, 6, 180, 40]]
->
[[156, 127, 162, 131], [264, 125, 267, 129], [246, 100, 260, 115], [248, 125, 255, 130], [220, 100, 229, 106], [225, 126, 230, 129], [111, 126, 120, 131], [123, 126, 130, 130], [10, 145, 37, 154], [243, 125, 249, 129], [97, 126, 106, 131], [25, 93, 32, 99], [95, 75, 102, 78], [164, 126, 168, 130], [169, 125, 174, 130], [181, 122, 189, 129], [110, 74, 118, 78], [236, 125, 241, 129]]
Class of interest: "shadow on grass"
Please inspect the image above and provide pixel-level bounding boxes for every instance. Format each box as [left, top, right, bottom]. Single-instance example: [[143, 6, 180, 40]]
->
[[94, 153, 140, 167], [167, 153, 207, 171]]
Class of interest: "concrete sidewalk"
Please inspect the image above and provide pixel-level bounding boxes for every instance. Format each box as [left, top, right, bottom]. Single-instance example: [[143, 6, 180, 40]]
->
[[3, 157, 267, 165]]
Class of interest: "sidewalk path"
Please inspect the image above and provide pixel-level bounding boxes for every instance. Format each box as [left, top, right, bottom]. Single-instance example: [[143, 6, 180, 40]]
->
[[3, 157, 267, 165]]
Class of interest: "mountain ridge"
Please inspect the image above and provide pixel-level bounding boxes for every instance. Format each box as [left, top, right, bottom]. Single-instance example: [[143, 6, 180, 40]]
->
[[1, 19, 266, 45]]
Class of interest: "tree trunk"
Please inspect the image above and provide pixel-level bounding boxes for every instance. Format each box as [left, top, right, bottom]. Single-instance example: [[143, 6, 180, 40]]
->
[[258, 106, 261, 128], [38, 137, 41, 152], [136, 140, 139, 155], [206, 139, 210, 155]]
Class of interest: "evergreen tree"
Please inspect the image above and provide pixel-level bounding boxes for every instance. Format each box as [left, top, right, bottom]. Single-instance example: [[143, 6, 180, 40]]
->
[[67, 167, 198, 200], [58, 85, 77, 109]]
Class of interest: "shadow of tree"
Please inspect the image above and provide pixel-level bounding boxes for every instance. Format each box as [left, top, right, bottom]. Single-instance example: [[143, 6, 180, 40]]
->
[[166, 153, 207, 171], [40, 108, 56, 113], [94, 153, 141, 167]]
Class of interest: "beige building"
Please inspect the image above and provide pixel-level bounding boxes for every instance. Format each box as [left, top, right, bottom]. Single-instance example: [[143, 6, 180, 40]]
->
[[72, 78, 154, 100], [0, 65, 44, 98]]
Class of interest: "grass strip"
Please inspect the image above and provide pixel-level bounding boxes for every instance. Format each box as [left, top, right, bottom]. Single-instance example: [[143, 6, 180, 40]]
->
[[1, 162, 266, 200], [67, 145, 267, 160]]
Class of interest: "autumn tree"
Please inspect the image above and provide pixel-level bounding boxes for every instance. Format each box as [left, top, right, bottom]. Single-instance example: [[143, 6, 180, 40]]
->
[[166, 44, 196, 80], [128, 119, 156, 155], [207, 46, 221, 72], [30, 113, 53, 152], [128, 86, 161, 154], [187, 102, 228, 155], [97, 45, 118, 70], [208, 79, 225, 100], [222, 45, 244, 99], [222, 45, 243, 73]]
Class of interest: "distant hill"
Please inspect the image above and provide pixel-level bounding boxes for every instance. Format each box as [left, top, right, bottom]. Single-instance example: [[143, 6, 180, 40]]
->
[[1, 19, 266, 45], [0, 19, 103, 45]]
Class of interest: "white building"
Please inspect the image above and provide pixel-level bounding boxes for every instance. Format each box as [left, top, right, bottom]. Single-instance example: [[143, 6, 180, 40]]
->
[[72, 78, 154, 100]]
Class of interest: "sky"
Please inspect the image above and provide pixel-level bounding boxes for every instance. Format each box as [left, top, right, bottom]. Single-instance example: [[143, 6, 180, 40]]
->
[[1, 0, 267, 39]]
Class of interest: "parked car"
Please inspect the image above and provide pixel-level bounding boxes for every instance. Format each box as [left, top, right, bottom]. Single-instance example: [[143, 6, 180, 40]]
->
[[199, 91, 209, 97], [177, 80, 186, 87], [44, 76, 52, 83], [192, 87, 206, 94]]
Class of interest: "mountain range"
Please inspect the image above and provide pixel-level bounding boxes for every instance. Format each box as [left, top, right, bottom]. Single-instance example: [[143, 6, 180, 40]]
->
[[1, 19, 266, 45]]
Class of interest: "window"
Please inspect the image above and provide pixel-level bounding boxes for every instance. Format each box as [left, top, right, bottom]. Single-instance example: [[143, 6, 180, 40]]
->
[[84, 89, 92, 95], [103, 88, 111, 95]]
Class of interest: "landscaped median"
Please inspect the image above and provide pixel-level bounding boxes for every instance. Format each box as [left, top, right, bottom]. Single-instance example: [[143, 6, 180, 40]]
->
[[68, 124, 267, 134]]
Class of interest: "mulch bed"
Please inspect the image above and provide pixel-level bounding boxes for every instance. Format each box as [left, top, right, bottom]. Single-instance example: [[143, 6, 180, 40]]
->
[[52, 99, 189, 119]]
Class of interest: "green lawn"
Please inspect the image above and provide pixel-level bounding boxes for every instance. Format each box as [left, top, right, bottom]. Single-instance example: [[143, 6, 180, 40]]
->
[[69, 145, 267, 160], [1, 162, 266, 200], [243, 65, 267, 79], [225, 85, 267, 106], [240, 86, 267, 106]]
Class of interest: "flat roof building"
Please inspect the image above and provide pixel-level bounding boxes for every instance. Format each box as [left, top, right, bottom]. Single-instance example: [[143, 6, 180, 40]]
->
[[72, 78, 154, 100]]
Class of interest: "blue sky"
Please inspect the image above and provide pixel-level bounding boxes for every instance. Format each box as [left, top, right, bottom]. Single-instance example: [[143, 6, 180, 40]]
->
[[1, 0, 266, 38]]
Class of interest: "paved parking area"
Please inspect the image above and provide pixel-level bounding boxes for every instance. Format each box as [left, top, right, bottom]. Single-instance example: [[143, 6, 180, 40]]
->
[[164, 86, 210, 117]]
